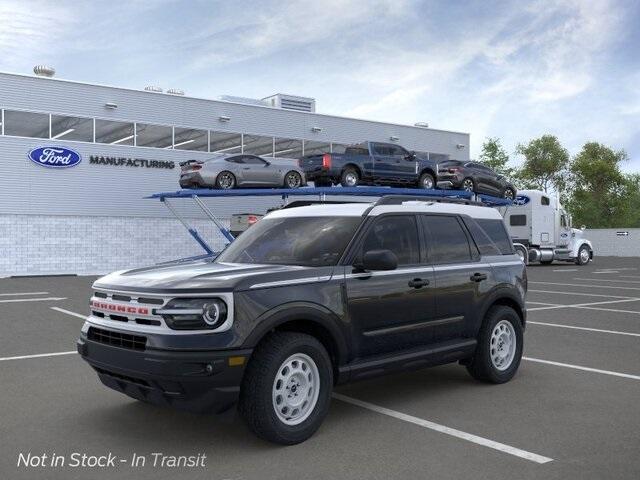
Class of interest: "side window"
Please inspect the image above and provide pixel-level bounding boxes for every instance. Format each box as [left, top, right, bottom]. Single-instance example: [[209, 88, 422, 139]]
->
[[541, 196, 550, 206], [421, 216, 472, 264], [560, 214, 567, 228], [243, 155, 266, 165], [476, 219, 514, 255], [372, 144, 392, 156], [360, 216, 419, 265], [226, 156, 244, 164], [388, 145, 408, 157], [510, 215, 527, 226], [462, 218, 501, 256]]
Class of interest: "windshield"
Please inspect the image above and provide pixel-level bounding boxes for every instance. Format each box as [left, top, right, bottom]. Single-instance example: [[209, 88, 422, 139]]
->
[[216, 216, 362, 267]]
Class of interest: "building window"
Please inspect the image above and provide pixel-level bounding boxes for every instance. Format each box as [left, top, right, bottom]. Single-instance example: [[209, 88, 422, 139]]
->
[[173, 127, 208, 151], [95, 119, 134, 145], [274, 138, 303, 158], [50, 114, 93, 142], [331, 143, 348, 154], [243, 134, 274, 156], [303, 140, 330, 156], [4, 110, 49, 138], [210, 131, 242, 154], [135, 123, 173, 148]]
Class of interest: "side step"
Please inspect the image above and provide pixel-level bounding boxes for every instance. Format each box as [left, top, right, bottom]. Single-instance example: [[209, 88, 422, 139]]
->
[[337, 338, 476, 384]]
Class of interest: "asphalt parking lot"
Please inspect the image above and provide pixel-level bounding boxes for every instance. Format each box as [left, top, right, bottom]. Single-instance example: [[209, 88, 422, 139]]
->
[[1, 257, 639, 480]]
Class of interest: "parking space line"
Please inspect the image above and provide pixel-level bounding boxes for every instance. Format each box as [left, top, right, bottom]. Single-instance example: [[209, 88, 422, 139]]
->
[[0, 296, 67, 304], [573, 277, 640, 284], [552, 269, 577, 272], [526, 301, 560, 306], [530, 281, 640, 291], [619, 275, 640, 279], [528, 298, 640, 311], [51, 306, 87, 319], [528, 289, 636, 299], [574, 306, 640, 315], [528, 321, 640, 337], [0, 291, 49, 296], [0, 351, 77, 362], [332, 393, 553, 464], [523, 357, 640, 381]]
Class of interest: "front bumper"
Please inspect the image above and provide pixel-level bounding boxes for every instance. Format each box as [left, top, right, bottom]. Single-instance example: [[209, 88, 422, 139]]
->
[[77, 332, 251, 413]]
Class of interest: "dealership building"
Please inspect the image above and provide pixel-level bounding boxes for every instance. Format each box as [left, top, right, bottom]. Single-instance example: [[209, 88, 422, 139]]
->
[[0, 68, 471, 276]]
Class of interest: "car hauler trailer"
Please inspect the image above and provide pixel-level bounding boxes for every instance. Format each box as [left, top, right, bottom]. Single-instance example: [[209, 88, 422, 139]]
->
[[499, 189, 593, 266]]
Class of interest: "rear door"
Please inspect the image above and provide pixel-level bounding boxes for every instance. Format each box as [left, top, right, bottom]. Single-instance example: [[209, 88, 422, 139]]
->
[[343, 214, 436, 357], [370, 143, 395, 182], [420, 215, 492, 340]]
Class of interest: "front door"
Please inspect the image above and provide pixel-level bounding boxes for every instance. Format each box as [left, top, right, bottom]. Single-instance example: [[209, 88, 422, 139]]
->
[[344, 214, 436, 357], [240, 155, 277, 185]]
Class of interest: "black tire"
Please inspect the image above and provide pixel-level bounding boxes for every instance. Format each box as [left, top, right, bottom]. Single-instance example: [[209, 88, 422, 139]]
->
[[503, 187, 516, 200], [540, 259, 553, 265], [466, 306, 523, 384], [340, 167, 359, 187], [284, 171, 303, 189], [575, 244, 591, 265], [238, 332, 333, 445], [418, 172, 435, 189], [314, 178, 333, 187], [215, 171, 236, 189], [461, 177, 475, 192]]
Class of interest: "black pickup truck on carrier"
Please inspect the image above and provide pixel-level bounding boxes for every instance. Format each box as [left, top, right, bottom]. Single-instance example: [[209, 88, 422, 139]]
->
[[78, 195, 527, 445]]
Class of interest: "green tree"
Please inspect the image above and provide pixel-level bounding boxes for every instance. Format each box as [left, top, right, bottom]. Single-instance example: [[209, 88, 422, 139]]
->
[[565, 142, 630, 228], [479, 137, 514, 178], [515, 135, 569, 192]]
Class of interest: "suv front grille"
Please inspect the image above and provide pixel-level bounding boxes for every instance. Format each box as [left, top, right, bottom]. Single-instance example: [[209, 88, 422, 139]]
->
[[88, 326, 147, 351]]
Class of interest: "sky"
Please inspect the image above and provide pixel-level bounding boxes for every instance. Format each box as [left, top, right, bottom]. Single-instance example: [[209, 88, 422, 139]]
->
[[1, 0, 639, 171]]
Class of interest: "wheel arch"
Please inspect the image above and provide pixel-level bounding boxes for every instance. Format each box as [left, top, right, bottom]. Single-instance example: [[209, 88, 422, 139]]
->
[[419, 167, 436, 179], [479, 289, 526, 330], [342, 163, 362, 178]]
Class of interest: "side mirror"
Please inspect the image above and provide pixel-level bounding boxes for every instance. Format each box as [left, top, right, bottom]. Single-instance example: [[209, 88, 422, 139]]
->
[[405, 151, 416, 160], [581, 225, 586, 231], [361, 249, 398, 271]]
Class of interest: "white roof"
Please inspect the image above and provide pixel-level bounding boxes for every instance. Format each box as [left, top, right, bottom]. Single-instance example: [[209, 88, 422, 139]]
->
[[265, 200, 502, 220]]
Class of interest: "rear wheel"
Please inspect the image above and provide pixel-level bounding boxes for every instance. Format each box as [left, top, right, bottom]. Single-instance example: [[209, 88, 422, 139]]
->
[[462, 177, 475, 192], [418, 172, 435, 189], [575, 244, 591, 265], [216, 171, 236, 189], [284, 171, 303, 189], [239, 332, 333, 445], [466, 306, 523, 383], [340, 168, 359, 187]]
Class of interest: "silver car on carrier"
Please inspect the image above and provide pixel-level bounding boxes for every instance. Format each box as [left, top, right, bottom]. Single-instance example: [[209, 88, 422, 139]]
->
[[179, 154, 307, 189]]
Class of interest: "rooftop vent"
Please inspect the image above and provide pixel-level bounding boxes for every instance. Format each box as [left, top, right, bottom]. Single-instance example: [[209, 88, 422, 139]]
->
[[218, 95, 270, 107], [144, 85, 163, 93], [167, 88, 184, 96], [414, 122, 429, 128], [263, 94, 316, 113], [33, 65, 55, 77]]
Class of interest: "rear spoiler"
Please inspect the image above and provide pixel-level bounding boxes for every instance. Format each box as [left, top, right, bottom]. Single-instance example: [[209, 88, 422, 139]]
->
[[178, 159, 203, 167]]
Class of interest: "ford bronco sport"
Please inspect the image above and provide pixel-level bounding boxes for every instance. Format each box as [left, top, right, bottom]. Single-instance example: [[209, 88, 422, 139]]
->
[[77, 196, 526, 445]]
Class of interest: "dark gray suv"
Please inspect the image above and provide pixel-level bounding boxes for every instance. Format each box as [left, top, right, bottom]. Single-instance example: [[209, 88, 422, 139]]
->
[[77, 196, 527, 445]]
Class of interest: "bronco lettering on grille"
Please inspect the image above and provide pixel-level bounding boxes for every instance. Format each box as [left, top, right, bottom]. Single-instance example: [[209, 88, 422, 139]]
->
[[90, 300, 149, 315]]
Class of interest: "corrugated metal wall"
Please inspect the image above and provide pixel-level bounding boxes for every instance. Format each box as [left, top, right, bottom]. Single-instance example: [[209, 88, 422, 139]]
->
[[585, 229, 640, 257]]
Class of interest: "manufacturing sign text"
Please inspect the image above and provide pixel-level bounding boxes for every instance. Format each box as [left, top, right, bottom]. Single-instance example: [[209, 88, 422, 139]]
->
[[90, 156, 175, 169], [28, 147, 82, 169]]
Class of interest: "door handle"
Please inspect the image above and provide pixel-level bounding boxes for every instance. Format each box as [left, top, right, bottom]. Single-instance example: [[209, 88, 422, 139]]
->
[[408, 278, 429, 288], [242, 167, 250, 170], [470, 272, 488, 282]]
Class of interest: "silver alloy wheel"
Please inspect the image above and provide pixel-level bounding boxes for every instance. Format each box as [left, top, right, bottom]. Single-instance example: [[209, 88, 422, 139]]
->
[[344, 172, 358, 187], [579, 247, 590, 264], [421, 175, 434, 189], [272, 353, 320, 426], [504, 188, 515, 200], [286, 171, 302, 188], [490, 320, 516, 371], [217, 172, 235, 189], [462, 179, 474, 191]]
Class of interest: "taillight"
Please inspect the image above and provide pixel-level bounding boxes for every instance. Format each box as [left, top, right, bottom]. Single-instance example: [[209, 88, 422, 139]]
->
[[247, 215, 258, 226], [191, 164, 202, 170], [448, 167, 459, 173], [322, 153, 332, 169]]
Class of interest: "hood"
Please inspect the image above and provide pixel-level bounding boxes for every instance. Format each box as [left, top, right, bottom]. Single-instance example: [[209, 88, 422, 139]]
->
[[93, 260, 311, 293]]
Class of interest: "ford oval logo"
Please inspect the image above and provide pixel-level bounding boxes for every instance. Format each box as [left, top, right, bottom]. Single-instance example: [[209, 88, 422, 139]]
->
[[513, 195, 530, 206], [28, 146, 82, 168]]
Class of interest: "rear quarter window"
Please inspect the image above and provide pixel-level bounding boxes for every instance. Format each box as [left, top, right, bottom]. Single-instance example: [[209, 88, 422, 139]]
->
[[475, 218, 514, 255], [421, 215, 472, 264]]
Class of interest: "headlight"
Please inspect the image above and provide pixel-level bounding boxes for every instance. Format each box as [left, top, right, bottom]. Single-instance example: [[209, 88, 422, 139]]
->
[[156, 298, 228, 330]]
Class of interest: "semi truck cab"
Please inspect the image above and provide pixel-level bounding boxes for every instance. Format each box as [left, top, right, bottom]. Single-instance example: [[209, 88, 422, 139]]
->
[[500, 189, 593, 265]]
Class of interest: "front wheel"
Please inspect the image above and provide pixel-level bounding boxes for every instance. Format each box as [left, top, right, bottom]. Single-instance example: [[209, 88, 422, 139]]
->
[[284, 171, 303, 189], [216, 171, 236, 189], [239, 332, 333, 445], [466, 306, 523, 383], [461, 177, 475, 192], [575, 244, 591, 265], [418, 172, 435, 189]]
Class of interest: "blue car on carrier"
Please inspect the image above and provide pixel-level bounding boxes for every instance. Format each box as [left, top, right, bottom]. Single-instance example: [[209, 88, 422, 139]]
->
[[298, 141, 440, 189]]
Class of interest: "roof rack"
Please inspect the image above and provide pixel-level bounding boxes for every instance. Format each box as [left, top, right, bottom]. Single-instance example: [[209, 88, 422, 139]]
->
[[147, 186, 511, 256]]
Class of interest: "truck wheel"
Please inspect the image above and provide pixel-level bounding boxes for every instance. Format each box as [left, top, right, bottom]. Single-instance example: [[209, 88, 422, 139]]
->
[[340, 168, 359, 187], [514, 245, 528, 265], [465, 306, 523, 383], [216, 171, 236, 189], [239, 332, 333, 445], [575, 245, 591, 265], [462, 178, 475, 192], [418, 172, 435, 189], [540, 259, 553, 265], [503, 187, 516, 200]]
